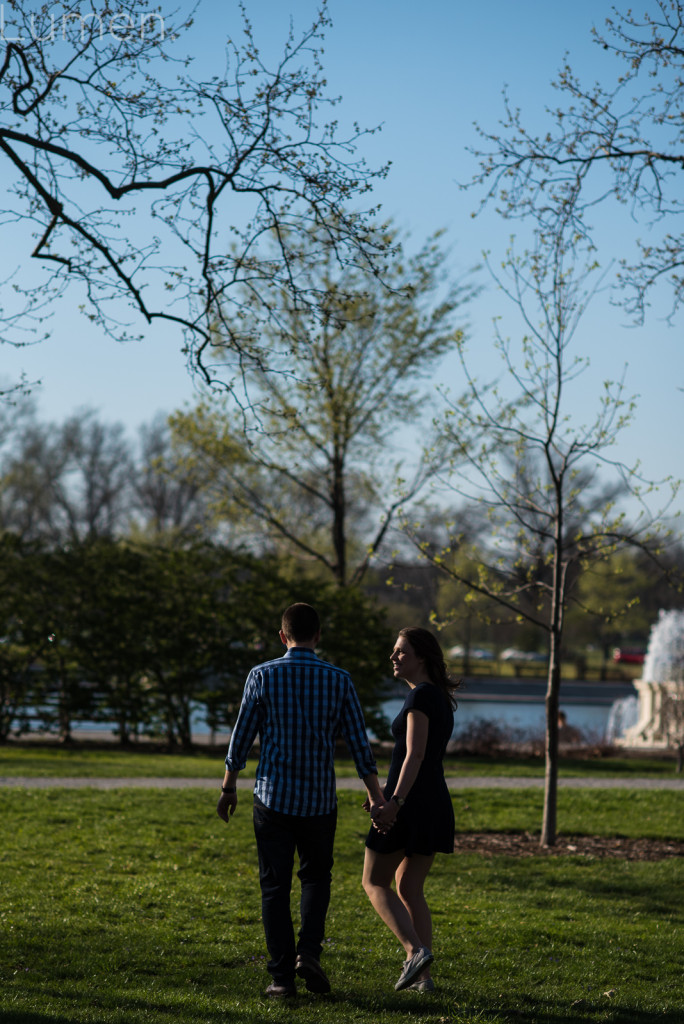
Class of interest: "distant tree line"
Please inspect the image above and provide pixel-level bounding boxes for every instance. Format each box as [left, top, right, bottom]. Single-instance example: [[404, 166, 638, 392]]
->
[[0, 404, 210, 544], [1, 400, 682, 750], [0, 402, 393, 746], [0, 534, 391, 747]]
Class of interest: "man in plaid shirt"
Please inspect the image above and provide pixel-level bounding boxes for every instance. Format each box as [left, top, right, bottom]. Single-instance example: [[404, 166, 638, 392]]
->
[[217, 602, 384, 998]]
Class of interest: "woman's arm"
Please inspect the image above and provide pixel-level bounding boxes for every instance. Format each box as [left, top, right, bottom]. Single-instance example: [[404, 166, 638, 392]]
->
[[372, 709, 428, 831]]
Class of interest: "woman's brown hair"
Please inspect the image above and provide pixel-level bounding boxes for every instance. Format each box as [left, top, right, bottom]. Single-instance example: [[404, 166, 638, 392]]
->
[[398, 626, 460, 708]]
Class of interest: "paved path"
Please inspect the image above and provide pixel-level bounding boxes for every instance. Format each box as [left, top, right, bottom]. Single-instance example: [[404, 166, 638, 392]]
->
[[2, 776, 683, 790]]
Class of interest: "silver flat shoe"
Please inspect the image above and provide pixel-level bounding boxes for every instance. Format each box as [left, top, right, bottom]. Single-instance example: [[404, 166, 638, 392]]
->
[[394, 947, 434, 991], [408, 977, 435, 992]]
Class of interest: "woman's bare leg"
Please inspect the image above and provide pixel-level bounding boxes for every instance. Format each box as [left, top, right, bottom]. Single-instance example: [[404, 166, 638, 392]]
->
[[395, 853, 435, 979], [362, 847, 424, 956]]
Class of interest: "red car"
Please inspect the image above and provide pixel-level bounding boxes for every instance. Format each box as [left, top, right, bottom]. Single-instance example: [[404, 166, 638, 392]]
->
[[612, 647, 645, 665]]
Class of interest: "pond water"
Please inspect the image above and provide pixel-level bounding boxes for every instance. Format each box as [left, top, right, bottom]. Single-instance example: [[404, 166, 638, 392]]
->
[[383, 697, 600, 740], [21, 679, 640, 746], [381, 679, 640, 744]]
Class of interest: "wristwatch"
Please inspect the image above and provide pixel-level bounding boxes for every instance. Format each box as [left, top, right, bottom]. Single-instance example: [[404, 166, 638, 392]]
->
[[391, 794, 405, 807]]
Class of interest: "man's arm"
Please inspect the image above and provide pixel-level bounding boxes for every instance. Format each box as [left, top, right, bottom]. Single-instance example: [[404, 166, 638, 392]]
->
[[362, 770, 385, 813], [340, 678, 385, 811], [216, 672, 260, 823]]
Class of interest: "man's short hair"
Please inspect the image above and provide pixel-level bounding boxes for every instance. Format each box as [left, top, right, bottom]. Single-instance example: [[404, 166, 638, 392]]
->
[[281, 603, 320, 643]]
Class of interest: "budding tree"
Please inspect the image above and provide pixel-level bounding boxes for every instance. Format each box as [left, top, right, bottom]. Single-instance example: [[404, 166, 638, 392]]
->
[[169, 225, 474, 585], [406, 200, 676, 847]]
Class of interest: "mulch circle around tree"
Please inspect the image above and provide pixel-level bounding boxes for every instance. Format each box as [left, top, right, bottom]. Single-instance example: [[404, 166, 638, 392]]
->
[[454, 832, 684, 860]]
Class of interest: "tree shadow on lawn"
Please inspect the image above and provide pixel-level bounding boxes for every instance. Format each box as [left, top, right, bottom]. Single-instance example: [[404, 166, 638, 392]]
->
[[321, 988, 684, 1023], [574, 873, 684, 924], [501, 995, 684, 1024], [0, 993, 250, 1024], [474, 857, 684, 924], [0, 1015, 74, 1024], [0, 937, 261, 1024]]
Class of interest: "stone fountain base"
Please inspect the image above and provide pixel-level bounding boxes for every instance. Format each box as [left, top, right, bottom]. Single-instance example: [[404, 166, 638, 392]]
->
[[617, 678, 683, 749]]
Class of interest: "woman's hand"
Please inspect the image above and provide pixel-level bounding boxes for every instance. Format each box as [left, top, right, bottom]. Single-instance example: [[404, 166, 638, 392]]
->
[[371, 800, 399, 833]]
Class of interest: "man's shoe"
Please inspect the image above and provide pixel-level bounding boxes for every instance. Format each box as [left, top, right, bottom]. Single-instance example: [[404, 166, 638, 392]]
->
[[394, 947, 434, 991], [265, 982, 296, 998], [295, 952, 331, 993]]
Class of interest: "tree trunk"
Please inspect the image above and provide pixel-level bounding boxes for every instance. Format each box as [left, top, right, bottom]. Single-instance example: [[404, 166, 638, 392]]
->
[[541, 511, 566, 849], [177, 700, 194, 751], [541, 646, 561, 847], [0, 703, 11, 744], [57, 656, 73, 745], [330, 451, 347, 586], [117, 715, 132, 746], [599, 645, 609, 682]]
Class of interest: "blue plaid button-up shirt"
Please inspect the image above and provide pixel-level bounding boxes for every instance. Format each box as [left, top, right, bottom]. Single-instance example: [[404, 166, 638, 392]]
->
[[225, 646, 377, 815]]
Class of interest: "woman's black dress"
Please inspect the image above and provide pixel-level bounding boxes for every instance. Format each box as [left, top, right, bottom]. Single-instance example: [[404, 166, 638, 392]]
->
[[365, 682, 455, 857]]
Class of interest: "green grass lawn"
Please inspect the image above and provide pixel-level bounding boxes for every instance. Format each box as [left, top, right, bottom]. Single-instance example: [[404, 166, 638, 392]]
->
[[0, 743, 679, 779], [0, 786, 682, 1024]]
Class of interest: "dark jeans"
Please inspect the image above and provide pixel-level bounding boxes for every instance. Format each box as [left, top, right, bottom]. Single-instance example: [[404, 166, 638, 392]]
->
[[252, 796, 337, 985]]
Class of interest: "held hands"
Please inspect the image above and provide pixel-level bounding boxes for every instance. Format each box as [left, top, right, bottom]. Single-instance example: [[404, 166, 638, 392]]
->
[[370, 799, 398, 834], [362, 795, 382, 813], [362, 794, 386, 813], [363, 795, 392, 832]]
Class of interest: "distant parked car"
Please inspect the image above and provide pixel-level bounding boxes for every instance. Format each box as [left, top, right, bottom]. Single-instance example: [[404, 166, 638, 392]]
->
[[612, 647, 645, 665], [447, 645, 494, 660], [500, 647, 546, 662]]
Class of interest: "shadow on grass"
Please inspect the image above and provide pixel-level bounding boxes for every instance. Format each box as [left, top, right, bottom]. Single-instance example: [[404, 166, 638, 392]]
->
[[1, 992, 252, 1024], [490, 861, 683, 924], [497, 995, 684, 1024], [0, 1016, 74, 1024], [4, 979, 682, 1024], [578, 875, 684, 923], [324, 987, 684, 1024]]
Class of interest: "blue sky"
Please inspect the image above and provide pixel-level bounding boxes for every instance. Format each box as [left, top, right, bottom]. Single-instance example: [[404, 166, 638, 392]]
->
[[2, 0, 682, 514]]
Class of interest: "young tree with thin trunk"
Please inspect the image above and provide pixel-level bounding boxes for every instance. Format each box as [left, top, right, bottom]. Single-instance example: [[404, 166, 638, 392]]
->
[[406, 215, 676, 847]]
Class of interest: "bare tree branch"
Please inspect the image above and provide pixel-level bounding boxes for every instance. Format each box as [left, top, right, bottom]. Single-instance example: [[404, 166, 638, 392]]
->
[[468, 0, 684, 322], [0, 0, 388, 395]]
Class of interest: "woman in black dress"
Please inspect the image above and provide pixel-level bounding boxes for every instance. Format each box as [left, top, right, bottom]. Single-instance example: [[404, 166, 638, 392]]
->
[[362, 627, 458, 992]]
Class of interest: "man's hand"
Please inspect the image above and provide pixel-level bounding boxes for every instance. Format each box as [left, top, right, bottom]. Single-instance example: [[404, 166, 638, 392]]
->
[[366, 795, 386, 819], [217, 791, 238, 822], [362, 772, 386, 818]]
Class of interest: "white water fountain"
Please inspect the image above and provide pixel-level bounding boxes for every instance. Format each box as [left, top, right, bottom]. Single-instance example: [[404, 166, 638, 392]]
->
[[618, 609, 684, 749], [605, 695, 639, 743]]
